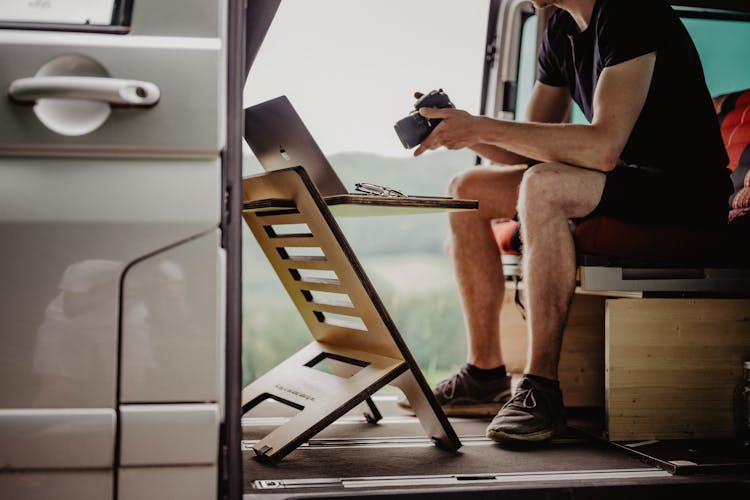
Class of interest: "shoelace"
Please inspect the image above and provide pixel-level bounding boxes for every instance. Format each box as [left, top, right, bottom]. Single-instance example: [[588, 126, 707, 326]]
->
[[437, 376, 459, 400], [505, 387, 537, 409]]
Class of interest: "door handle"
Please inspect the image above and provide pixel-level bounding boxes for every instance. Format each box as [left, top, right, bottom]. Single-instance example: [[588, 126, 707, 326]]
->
[[8, 76, 160, 107]]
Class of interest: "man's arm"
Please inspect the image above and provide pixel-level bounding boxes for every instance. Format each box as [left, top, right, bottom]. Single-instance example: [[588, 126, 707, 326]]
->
[[416, 52, 656, 172], [468, 82, 571, 165]]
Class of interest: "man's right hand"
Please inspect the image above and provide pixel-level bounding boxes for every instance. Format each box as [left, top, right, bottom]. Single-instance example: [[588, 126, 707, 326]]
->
[[414, 107, 486, 157]]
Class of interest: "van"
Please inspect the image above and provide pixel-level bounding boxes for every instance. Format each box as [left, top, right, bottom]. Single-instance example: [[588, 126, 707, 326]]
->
[[1, 1, 749, 499]]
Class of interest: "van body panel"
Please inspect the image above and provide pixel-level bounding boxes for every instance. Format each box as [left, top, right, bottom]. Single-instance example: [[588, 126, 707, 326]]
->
[[0, 471, 112, 500], [120, 230, 224, 404], [118, 466, 217, 500], [0, 408, 115, 468], [0, 158, 221, 411], [0, 0, 228, 497], [119, 404, 220, 466]]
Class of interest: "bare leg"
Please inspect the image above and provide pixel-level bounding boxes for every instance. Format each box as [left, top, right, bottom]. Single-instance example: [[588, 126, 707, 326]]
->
[[516, 163, 606, 380], [448, 165, 527, 369]]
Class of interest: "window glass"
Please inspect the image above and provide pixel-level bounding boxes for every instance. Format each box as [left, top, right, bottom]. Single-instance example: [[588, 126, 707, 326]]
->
[[570, 104, 587, 124], [515, 13, 587, 124], [546, 14, 750, 125], [515, 14, 537, 121], [243, 0, 489, 387], [0, 0, 126, 28], [683, 16, 750, 96]]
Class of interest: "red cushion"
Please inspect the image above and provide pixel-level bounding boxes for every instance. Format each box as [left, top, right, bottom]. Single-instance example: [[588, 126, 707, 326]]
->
[[491, 219, 521, 255], [489, 215, 750, 265], [573, 216, 750, 265]]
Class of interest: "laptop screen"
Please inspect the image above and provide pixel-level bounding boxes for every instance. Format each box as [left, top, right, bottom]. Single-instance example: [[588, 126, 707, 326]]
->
[[243, 95, 348, 197]]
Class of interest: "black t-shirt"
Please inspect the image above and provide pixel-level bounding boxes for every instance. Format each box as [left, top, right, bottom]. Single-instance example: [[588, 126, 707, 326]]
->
[[538, 0, 729, 179]]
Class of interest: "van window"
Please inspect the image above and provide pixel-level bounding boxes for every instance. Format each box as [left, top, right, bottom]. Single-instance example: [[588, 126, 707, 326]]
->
[[520, 13, 750, 126], [683, 17, 750, 96], [514, 13, 588, 124], [0, 0, 129, 29], [515, 13, 538, 121]]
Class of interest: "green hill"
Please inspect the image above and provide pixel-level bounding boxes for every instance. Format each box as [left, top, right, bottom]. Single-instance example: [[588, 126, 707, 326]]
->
[[243, 149, 476, 194]]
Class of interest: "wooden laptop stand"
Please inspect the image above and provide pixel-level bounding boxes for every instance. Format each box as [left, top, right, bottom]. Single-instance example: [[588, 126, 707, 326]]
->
[[240, 166, 462, 461]]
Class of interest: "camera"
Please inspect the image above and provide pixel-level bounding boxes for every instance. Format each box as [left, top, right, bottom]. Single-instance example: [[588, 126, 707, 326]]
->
[[394, 89, 455, 149]]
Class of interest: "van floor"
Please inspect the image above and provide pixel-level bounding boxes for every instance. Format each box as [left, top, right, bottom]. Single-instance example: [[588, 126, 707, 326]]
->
[[242, 395, 750, 499]]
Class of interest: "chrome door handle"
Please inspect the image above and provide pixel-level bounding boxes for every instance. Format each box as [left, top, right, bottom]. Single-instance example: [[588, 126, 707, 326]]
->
[[8, 76, 160, 107]]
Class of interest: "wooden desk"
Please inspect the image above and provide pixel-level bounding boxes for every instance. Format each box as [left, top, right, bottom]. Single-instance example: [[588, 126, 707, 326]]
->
[[240, 166, 467, 461]]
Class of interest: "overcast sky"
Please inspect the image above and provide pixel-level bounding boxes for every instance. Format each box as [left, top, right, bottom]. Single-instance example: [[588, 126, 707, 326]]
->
[[244, 0, 489, 158]]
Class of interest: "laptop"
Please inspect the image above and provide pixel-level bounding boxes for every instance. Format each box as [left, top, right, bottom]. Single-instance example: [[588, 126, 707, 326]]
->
[[243, 95, 477, 213]]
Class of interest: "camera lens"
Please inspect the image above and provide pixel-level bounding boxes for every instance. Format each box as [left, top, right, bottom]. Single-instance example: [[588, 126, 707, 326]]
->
[[394, 114, 431, 149], [394, 89, 454, 149]]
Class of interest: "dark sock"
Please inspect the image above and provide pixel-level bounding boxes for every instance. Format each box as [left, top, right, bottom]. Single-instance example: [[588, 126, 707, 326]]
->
[[466, 363, 507, 381], [523, 373, 560, 389]]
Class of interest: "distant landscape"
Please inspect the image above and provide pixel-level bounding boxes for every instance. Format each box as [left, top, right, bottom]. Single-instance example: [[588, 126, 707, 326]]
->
[[241, 149, 480, 387]]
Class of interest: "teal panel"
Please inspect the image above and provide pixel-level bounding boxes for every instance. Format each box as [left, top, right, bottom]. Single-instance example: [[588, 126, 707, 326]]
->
[[684, 17, 750, 96]]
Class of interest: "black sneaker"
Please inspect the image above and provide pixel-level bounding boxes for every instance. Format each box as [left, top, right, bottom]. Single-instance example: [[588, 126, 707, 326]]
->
[[485, 375, 566, 443], [398, 365, 512, 417]]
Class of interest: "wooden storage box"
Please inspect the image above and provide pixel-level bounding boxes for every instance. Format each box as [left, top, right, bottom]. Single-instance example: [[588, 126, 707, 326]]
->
[[605, 298, 750, 441]]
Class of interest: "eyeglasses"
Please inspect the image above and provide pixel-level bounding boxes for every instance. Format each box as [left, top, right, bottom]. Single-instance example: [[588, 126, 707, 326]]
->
[[354, 182, 407, 198]]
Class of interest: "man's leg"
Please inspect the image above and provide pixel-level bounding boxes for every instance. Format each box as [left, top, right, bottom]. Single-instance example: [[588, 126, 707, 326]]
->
[[487, 162, 606, 442], [447, 165, 526, 369], [399, 165, 527, 417]]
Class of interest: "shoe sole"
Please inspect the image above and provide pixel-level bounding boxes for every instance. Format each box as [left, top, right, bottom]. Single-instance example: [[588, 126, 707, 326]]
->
[[397, 393, 511, 419], [397, 402, 502, 418], [441, 403, 504, 418], [485, 423, 566, 443]]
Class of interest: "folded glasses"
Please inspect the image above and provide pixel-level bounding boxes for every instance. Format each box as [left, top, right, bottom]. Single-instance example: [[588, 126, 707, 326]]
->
[[354, 182, 407, 198]]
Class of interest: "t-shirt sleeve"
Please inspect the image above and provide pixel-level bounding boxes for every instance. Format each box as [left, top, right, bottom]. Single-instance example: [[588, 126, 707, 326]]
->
[[597, 0, 662, 68], [537, 16, 569, 87]]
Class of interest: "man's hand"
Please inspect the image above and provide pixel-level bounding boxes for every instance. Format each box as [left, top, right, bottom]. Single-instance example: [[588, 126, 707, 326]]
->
[[414, 107, 483, 157]]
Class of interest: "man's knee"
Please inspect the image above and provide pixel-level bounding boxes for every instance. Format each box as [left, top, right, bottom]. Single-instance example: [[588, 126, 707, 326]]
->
[[517, 163, 561, 217], [448, 167, 517, 200], [518, 162, 606, 222], [448, 170, 477, 199]]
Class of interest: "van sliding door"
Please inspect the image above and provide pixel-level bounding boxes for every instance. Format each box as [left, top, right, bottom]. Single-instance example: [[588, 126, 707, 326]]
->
[[0, 1, 234, 498]]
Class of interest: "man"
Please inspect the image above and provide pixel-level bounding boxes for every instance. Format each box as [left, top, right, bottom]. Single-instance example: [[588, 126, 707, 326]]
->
[[406, 0, 731, 443]]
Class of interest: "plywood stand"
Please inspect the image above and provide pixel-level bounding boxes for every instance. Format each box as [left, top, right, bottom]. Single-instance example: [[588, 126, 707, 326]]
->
[[240, 166, 461, 461]]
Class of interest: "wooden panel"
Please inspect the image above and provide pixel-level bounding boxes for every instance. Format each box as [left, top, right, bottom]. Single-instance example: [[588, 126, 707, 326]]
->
[[325, 194, 477, 218], [293, 277, 343, 293], [500, 283, 606, 407], [498, 284, 527, 375], [606, 298, 750, 441]]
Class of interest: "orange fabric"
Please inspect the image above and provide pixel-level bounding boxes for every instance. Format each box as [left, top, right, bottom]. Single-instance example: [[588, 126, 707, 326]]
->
[[490, 219, 521, 255], [720, 90, 750, 174]]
